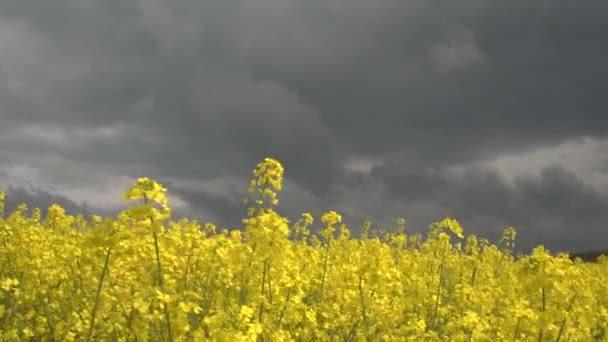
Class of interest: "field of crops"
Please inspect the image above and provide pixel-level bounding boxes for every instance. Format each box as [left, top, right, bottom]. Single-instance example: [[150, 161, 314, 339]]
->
[[1, 158, 607, 341]]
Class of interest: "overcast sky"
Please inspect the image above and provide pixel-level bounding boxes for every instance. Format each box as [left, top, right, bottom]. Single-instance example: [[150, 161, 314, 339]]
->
[[1, 0, 607, 254]]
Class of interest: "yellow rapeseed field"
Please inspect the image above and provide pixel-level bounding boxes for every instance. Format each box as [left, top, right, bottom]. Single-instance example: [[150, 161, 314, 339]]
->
[[0, 158, 606, 341]]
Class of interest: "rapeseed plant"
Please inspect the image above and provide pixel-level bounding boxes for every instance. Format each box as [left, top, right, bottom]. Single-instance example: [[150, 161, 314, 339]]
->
[[0, 158, 607, 340]]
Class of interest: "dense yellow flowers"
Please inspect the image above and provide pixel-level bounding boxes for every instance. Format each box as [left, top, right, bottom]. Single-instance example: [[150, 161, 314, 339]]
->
[[0, 158, 607, 341]]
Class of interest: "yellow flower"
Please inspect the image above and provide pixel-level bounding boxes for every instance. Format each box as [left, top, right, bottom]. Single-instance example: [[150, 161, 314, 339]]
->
[[133, 297, 149, 314], [22, 328, 34, 338], [321, 211, 342, 226], [302, 213, 314, 226], [154, 288, 173, 303], [430, 217, 464, 238], [416, 319, 426, 332], [178, 301, 201, 314], [123, 177, 168, 207], [240, 305, 254, 322], [1, 278, 19, 291]]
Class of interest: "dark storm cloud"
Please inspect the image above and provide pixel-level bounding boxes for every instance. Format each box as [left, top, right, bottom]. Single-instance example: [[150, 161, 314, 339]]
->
[[2, 186, 97, 219], [168, 181, 245, 227], [0, 0, 607, 253], [0, 184, 195, 229], [367, 161, 608, 253], [252, 0, 608, 164]]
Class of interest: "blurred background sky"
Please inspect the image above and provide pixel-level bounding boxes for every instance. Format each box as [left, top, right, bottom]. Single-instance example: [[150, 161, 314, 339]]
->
[[1, 0, 607, 254]]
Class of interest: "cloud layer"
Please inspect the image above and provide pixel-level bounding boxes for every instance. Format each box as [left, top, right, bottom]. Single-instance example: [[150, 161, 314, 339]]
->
[[1, 0, 608, 253]]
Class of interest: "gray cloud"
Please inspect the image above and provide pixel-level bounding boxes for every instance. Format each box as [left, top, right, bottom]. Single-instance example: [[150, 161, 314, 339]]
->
[[368, 160, 608, 253], [1, 0, 607, 254], [2, 185, 97, 219]]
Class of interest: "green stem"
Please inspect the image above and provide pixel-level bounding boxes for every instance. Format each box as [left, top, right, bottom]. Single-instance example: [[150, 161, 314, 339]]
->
[[153, 230, 173, 342], [514, 316, 522, 340], [555, 292, 577, 342], [319, 245, 330, 300], [277, 287, 293, 326], [470, 265, 478, 287], [258, 259, 269, 322], [431, 241, 449, 330], [538, 286, 546, 342], [40, 293, 57, 341], [358, 274, 369, 338], [182, 241, 194, 289], [86, 247, 111, 342], [144, 194, 173, 342]]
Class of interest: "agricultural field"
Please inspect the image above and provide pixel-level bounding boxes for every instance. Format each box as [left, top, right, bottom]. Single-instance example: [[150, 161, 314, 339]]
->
[[0, 158, 607, 341]]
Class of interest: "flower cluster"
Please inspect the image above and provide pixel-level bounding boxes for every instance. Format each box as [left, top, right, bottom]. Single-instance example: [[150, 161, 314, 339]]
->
[[0, 158, 606, 341]]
